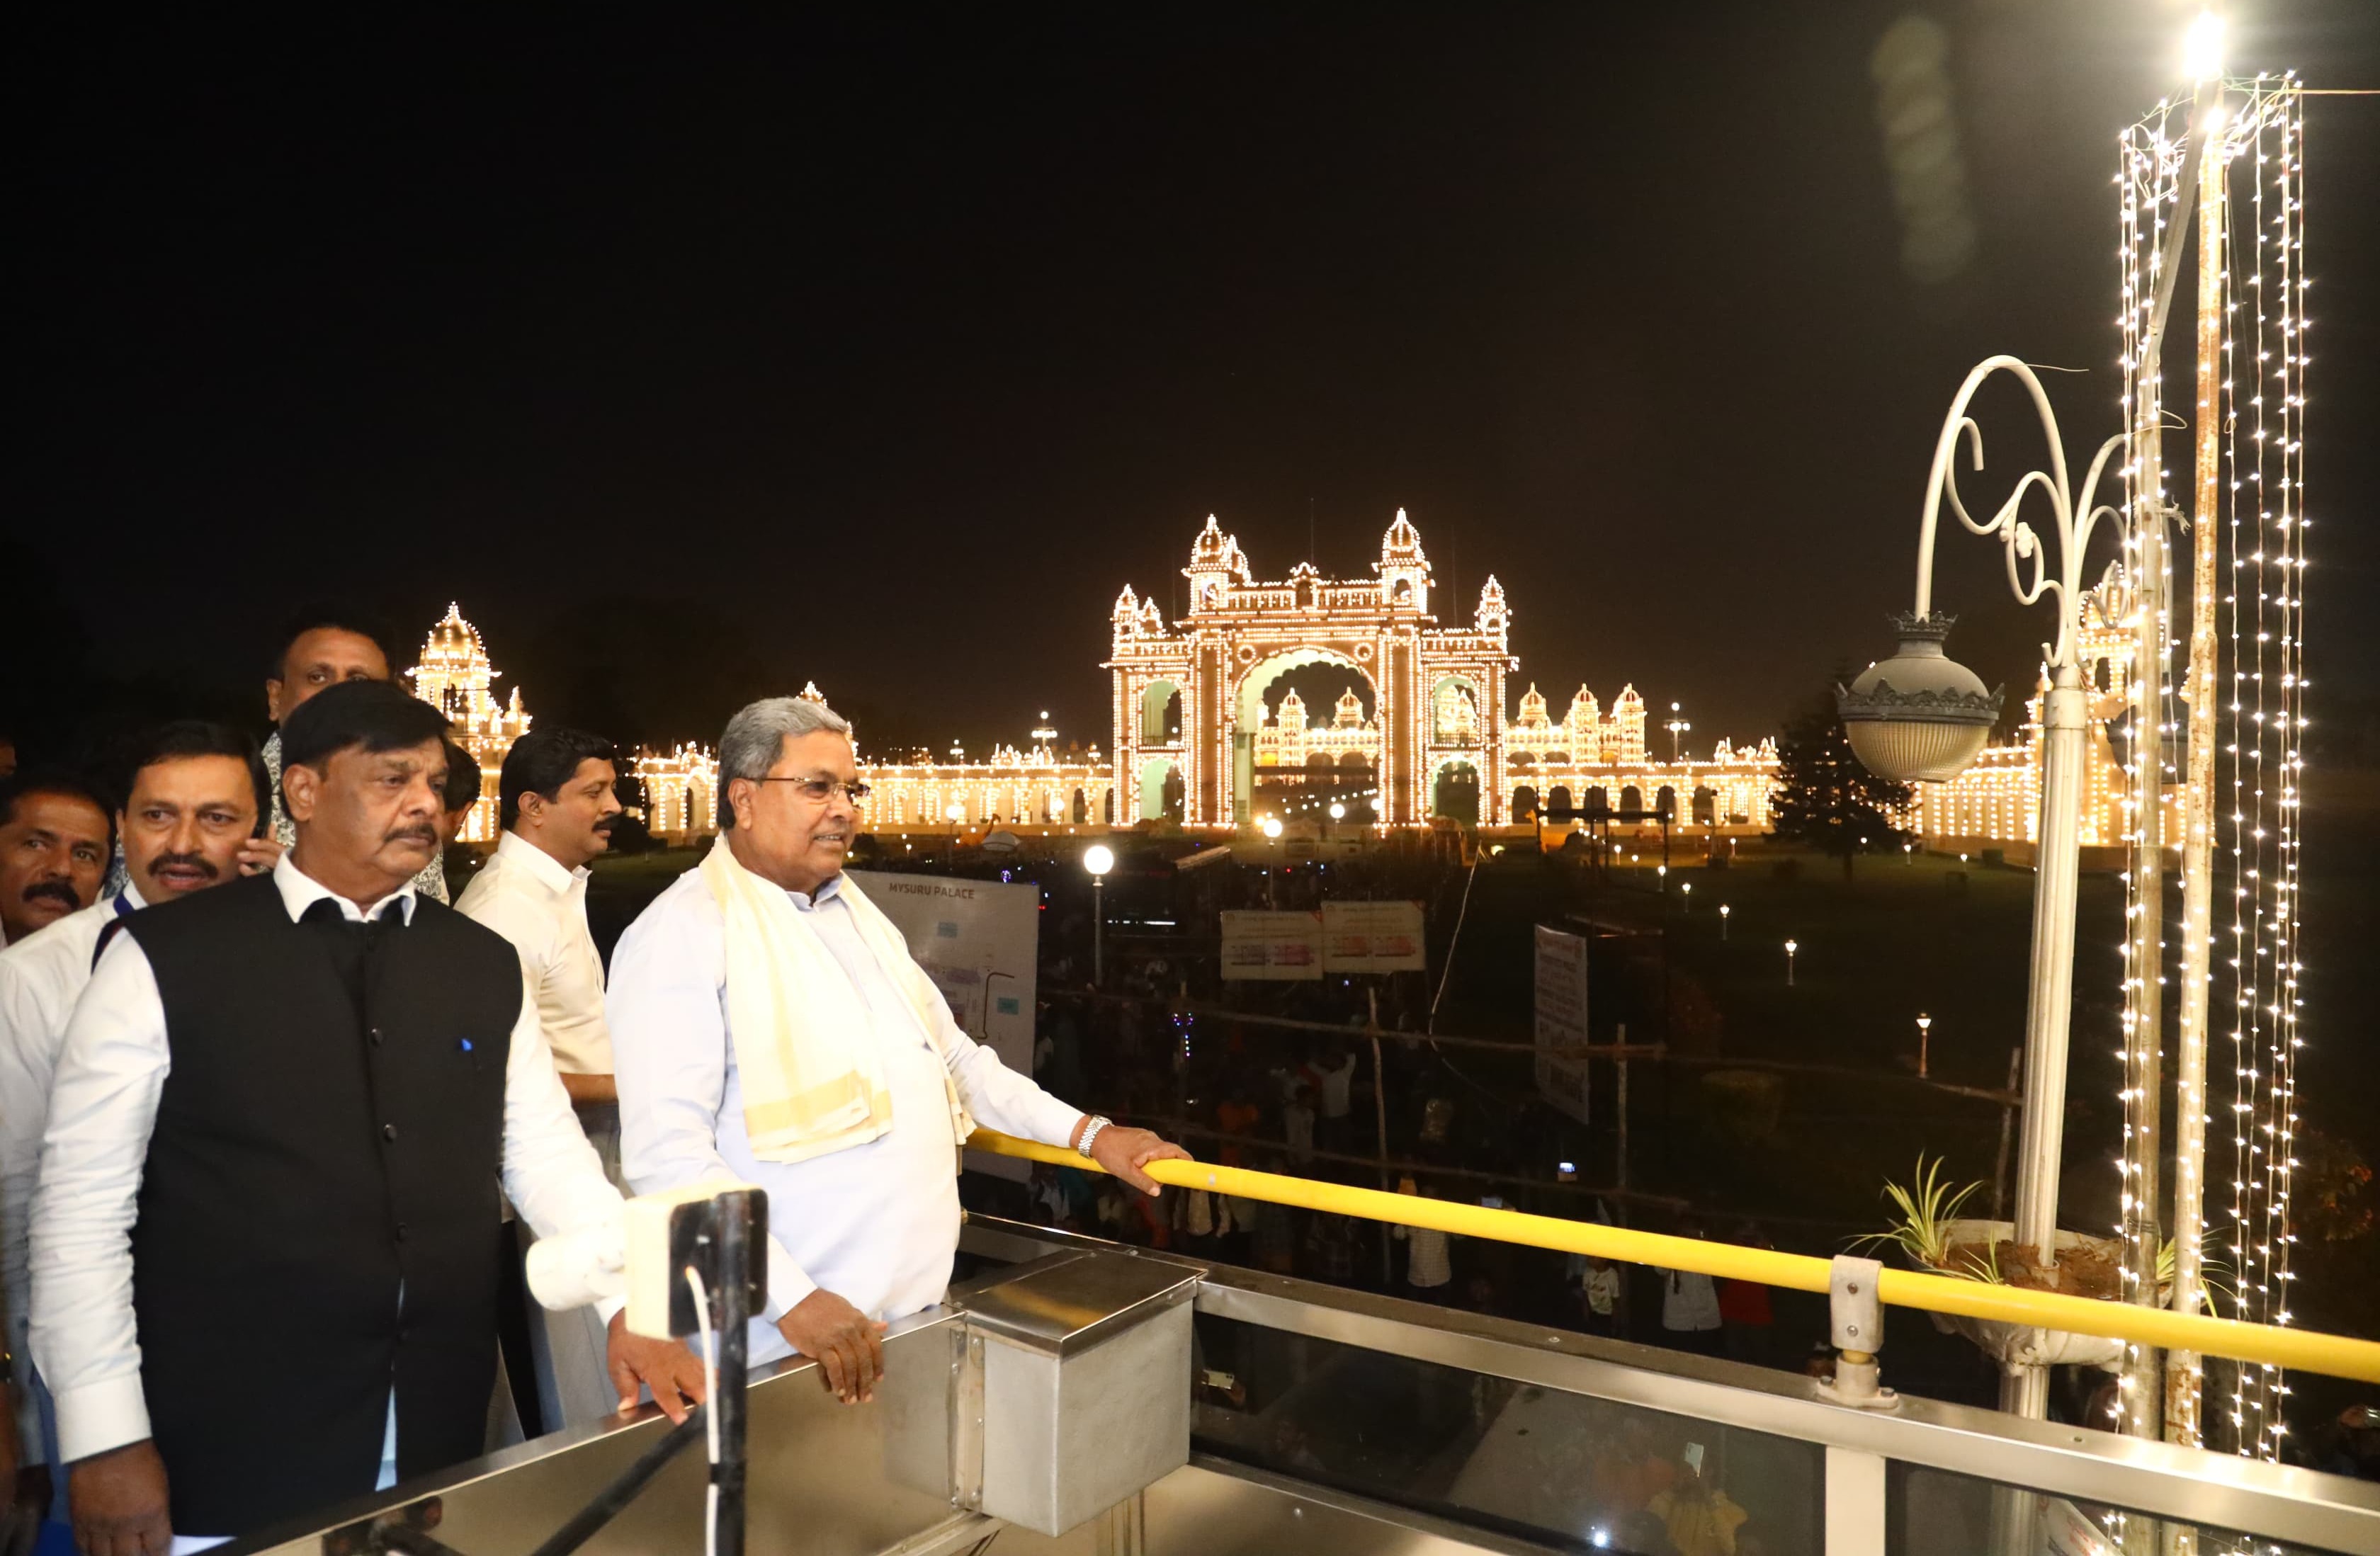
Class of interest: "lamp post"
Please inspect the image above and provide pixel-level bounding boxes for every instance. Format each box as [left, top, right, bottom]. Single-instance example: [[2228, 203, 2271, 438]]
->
[[1718, 904, 1730, 941], [1917, 1013, 1934, 1079], [1083, 843, 1114, 987], [1259, 817, 1283, 907], [1784, 938, 1797, 987], [1836, 354, 2127, 1420], [1679, 881, 1692, 914], [1665, 701, 1692, 763]]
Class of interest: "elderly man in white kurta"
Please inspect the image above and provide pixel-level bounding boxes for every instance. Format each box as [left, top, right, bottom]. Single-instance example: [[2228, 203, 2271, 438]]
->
[[608, 695, 1185, 1403]]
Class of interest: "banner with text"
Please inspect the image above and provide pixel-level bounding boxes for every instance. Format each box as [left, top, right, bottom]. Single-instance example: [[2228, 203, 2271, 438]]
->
[[1320, 899, 1427, 974], [1220, 910, 1325, 980], [1534, 924, 1592, 1125], [850, 870, 1043, 1177]]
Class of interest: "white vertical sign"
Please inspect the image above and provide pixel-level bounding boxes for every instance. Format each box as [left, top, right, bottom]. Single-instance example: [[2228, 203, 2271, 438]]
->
[[1534, 925, 1592, 1125]]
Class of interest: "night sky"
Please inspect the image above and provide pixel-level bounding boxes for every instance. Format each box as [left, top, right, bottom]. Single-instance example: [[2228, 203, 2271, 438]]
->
[[11, 4, 2377, 761]]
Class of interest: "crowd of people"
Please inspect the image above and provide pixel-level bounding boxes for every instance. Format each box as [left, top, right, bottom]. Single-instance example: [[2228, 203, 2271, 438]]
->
[[0, 609, 1178, 1552], [990, 967, 1789, 1369]]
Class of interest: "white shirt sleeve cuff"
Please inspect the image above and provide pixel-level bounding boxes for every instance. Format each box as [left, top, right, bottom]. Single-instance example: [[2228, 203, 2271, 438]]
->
[[1024, 1094, 1087, 1151], [764, 1236, 817, 1320], [55, 1372, 151, 1465]]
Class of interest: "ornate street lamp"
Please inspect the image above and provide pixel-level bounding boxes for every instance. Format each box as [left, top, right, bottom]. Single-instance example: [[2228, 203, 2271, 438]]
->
[[1838, 354, 2127, 1419], [1837, 613, 2002, 783]]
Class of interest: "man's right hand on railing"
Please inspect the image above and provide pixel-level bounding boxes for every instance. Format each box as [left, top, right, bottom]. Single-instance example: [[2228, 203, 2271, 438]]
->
[[779, 1289, 886, 1406]]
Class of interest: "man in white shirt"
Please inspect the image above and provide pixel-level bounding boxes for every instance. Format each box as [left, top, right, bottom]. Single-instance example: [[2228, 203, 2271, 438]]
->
[[0, 722, 273, 1522], [455, 725, 626, 1433], [1658, 1220, 1724, 1356], [610, 695, 1186, 1406], [0, 776, 111, 950], [28, 681, 701, 1549]]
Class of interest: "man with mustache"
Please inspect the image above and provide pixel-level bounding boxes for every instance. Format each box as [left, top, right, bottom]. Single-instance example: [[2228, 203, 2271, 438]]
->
[[0, 722, 271, 1523], [28, 681, 701, 1549], [454, 727, 626, 1433], [0, 776, 110, 950], [257, 605, 448, 902], [609, 694, 1187, 1408]]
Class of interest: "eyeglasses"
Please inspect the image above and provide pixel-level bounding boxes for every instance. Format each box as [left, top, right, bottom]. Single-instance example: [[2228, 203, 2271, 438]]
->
[[749, 776, 871, 805]]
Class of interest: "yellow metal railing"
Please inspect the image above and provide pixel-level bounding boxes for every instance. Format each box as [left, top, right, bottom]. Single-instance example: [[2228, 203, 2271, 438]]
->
[[968, 1130, 2380, 1386]]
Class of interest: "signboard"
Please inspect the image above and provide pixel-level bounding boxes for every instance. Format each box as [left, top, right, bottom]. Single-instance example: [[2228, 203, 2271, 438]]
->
[[1534, 925, 1592, 1125], [850, 870, 1044, 1181], [1320, 900, 1427, 974], [1220, 910, 1324, 980]]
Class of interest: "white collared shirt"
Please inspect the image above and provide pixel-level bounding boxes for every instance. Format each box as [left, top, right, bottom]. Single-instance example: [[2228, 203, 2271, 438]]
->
[[0, 882, 145, 1465], [608, 864, 1082, 1367], [27, 851, 624, 1466], [454, 831, 612, 1076]]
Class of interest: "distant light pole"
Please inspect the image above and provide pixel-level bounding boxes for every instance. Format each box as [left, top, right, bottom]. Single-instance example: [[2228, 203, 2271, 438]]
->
[[1665, 701, 1692, 763], [1904, 841, 1915, 867], [1718, 904, 1730, 941], [1679, 881, 1692, 913], [945, 802, 966, 867], [1083, 843, 1114, 986], [1917, 1013, 1934, 1079], [1784, 938, 1798, 987]]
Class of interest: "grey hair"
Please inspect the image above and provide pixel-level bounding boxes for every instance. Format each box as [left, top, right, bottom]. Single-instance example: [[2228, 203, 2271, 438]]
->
[[716, 695, 851, 829]]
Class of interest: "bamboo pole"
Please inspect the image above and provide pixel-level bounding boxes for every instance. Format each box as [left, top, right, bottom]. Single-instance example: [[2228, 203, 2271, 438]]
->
[[2167, 84, 2226, 1450]]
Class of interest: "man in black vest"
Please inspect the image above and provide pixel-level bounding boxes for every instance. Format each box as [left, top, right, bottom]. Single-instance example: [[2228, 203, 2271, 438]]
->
[[28, 681, 703, 1551]]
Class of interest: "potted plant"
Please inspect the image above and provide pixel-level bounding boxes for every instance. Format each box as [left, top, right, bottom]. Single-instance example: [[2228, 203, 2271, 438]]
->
[[1853, 1157, 2134, 1369]]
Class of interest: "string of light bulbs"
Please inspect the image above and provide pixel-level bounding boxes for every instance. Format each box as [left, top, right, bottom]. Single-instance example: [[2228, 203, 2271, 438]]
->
[[2112, 93, 2187, 1440], [2220, 74, 2307, 1466]]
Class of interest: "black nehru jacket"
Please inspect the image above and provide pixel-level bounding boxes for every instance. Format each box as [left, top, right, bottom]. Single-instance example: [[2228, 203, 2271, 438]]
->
[[123, 871, 521, 1535]]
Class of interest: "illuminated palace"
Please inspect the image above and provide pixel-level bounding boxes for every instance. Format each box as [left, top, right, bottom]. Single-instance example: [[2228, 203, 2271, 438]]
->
[[1108, 513, 1777, 831], [628, 514, 1777, 841], [406, 603, 531, 843], [1912, 569, 2177, 858], [635, 691, 1111, 842]]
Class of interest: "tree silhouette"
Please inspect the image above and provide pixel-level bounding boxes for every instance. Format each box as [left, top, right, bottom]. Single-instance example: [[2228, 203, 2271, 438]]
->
[[1771, 669, 1912, 879]]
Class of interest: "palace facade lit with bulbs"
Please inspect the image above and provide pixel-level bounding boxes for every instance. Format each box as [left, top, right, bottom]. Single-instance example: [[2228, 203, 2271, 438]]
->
[[405, 603, 531, 843], [1109, 513, 1778, 832], [611, 513, 1780, 843], [1908, 570, 2180, 859]]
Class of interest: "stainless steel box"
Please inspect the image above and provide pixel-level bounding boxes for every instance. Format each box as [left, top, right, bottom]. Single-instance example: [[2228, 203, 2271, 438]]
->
[[959, 1251, 1198, 1536]]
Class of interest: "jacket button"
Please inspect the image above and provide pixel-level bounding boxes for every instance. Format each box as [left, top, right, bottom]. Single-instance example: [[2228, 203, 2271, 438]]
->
[[382, 1123, 399, 1142]]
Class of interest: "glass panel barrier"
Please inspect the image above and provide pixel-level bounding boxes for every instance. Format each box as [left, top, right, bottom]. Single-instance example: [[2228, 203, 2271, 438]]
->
[[1190, 1310, 1825, 1556], [1888, 1463, 2354, 1556]]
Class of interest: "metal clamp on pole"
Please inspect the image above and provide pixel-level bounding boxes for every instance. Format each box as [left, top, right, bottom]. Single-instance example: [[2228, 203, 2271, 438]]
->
[[1819, 1255, 1900, 1411]]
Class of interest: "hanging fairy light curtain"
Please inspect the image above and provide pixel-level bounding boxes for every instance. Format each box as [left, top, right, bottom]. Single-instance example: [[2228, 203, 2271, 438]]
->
[[2112, 93, 2186, 1434], [2219, 74, 2308, 1464], [2115, 72, 2309, 1465]]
